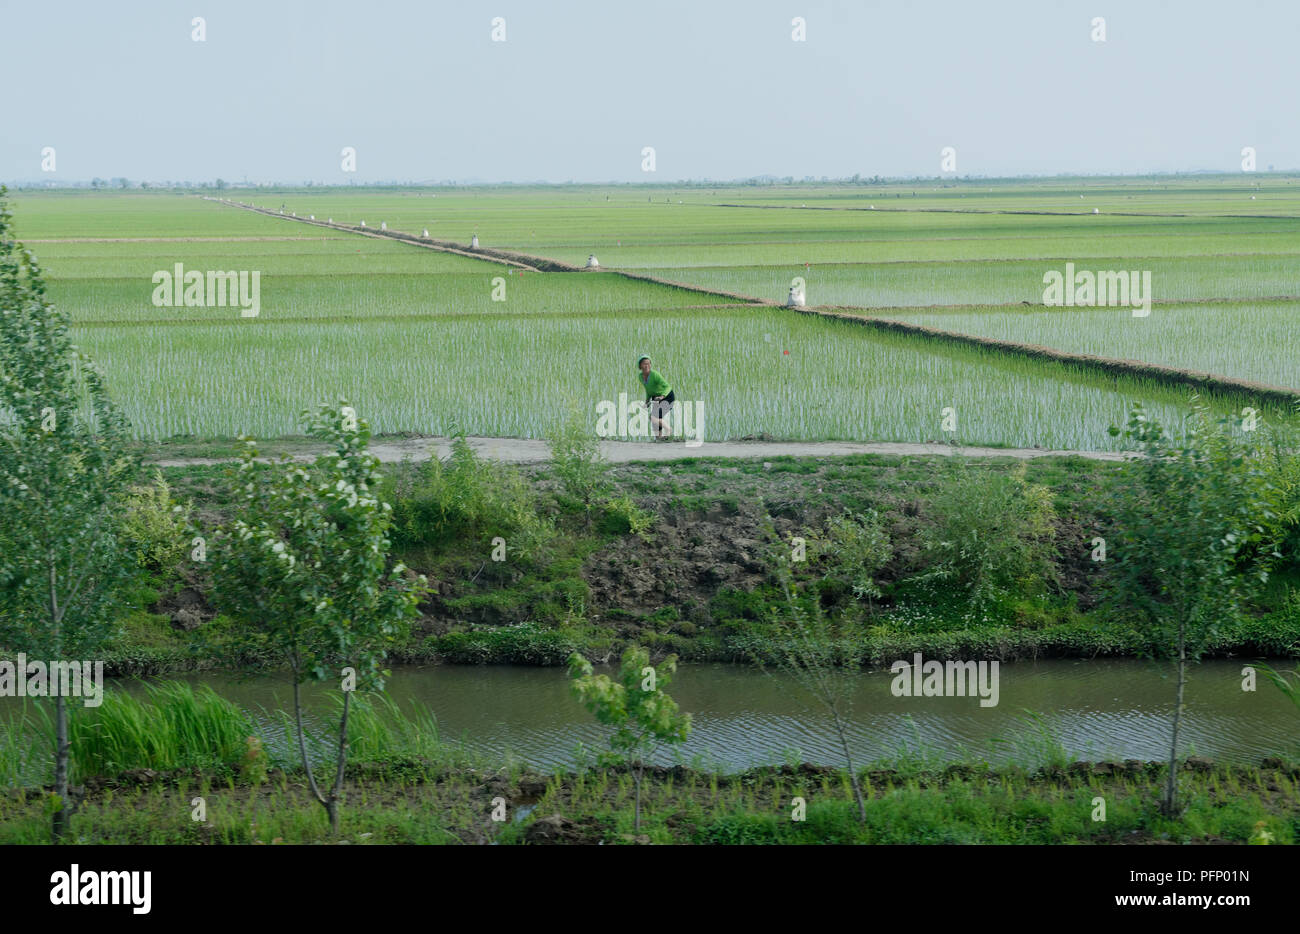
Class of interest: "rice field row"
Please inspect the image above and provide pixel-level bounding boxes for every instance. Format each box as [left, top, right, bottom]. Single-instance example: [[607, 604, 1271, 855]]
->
[[9, 191, 355, 240], [28, 237, 491, 278], [25, 221, 746, 323], [74, 306, 1262, 447], [515, 230, 1300, 270], [707, 177, 1300, 216], [57, 270, 741, 324], [882, 302, 1300, 391], [649, 255, 1300, 308]]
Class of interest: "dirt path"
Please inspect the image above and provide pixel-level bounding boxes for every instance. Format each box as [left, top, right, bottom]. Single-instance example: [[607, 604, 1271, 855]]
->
[[710, 202, 1300, 220], [208, 197, 774, 304], [151, 435, 1127, 467]]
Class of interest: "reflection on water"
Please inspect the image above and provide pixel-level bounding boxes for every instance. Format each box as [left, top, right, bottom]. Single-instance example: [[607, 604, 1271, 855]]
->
[[91, 658, 1300, 771]]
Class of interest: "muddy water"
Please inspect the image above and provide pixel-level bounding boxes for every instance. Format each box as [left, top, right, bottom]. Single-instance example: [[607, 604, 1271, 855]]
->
[[115, 658, 1299, 771]]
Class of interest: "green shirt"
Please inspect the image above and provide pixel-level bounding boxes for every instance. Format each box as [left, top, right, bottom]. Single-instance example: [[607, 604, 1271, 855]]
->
[[640, 369, 671, 402]]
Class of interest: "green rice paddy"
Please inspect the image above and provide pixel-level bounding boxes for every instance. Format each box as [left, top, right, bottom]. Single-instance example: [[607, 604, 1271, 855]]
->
[[10, 178, 1299, 446]]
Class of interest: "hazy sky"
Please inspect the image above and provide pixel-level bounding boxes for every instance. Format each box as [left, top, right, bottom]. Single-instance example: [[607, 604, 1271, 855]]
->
[[3, 0, 1295, 183]]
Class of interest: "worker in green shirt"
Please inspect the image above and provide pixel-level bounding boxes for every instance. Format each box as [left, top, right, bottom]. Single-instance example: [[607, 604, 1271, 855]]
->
[[637, 354, 675, 439]]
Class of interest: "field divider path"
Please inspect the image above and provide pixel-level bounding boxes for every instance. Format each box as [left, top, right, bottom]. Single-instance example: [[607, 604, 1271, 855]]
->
[[209, 198, 541, 269], [844, 295, 1300, 311], [707, 202, 1300, 220], [150, 435, 1129, 468], [209, 197, 776, 306], [807, 307, 1300, 407], [206, 197, 1300, 408]]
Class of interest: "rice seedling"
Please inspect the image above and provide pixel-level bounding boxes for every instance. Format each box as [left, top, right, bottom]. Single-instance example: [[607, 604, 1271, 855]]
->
[[886, 301, 1300, 390], [68, 302, 1286, 448], [648, 254, 1300, 309]]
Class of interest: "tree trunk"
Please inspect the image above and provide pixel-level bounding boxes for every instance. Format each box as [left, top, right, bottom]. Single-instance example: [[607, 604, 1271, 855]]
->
[[291, 677, 327, 811], [325, 799, 339, 836], [832, 711, 867, 823], [633, 761, 643, 834], [52, 693, 70, 841], [49, 562, 70, 842], [1163, 635, 1187, 816], [329, 689, 352, 836]]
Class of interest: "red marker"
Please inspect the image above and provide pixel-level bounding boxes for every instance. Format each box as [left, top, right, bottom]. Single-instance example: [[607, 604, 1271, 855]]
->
[[783, 350, 790, 355]]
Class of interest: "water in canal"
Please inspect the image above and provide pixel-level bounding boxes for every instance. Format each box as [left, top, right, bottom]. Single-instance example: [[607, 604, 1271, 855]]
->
[[93, 658, 1299, 771]]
